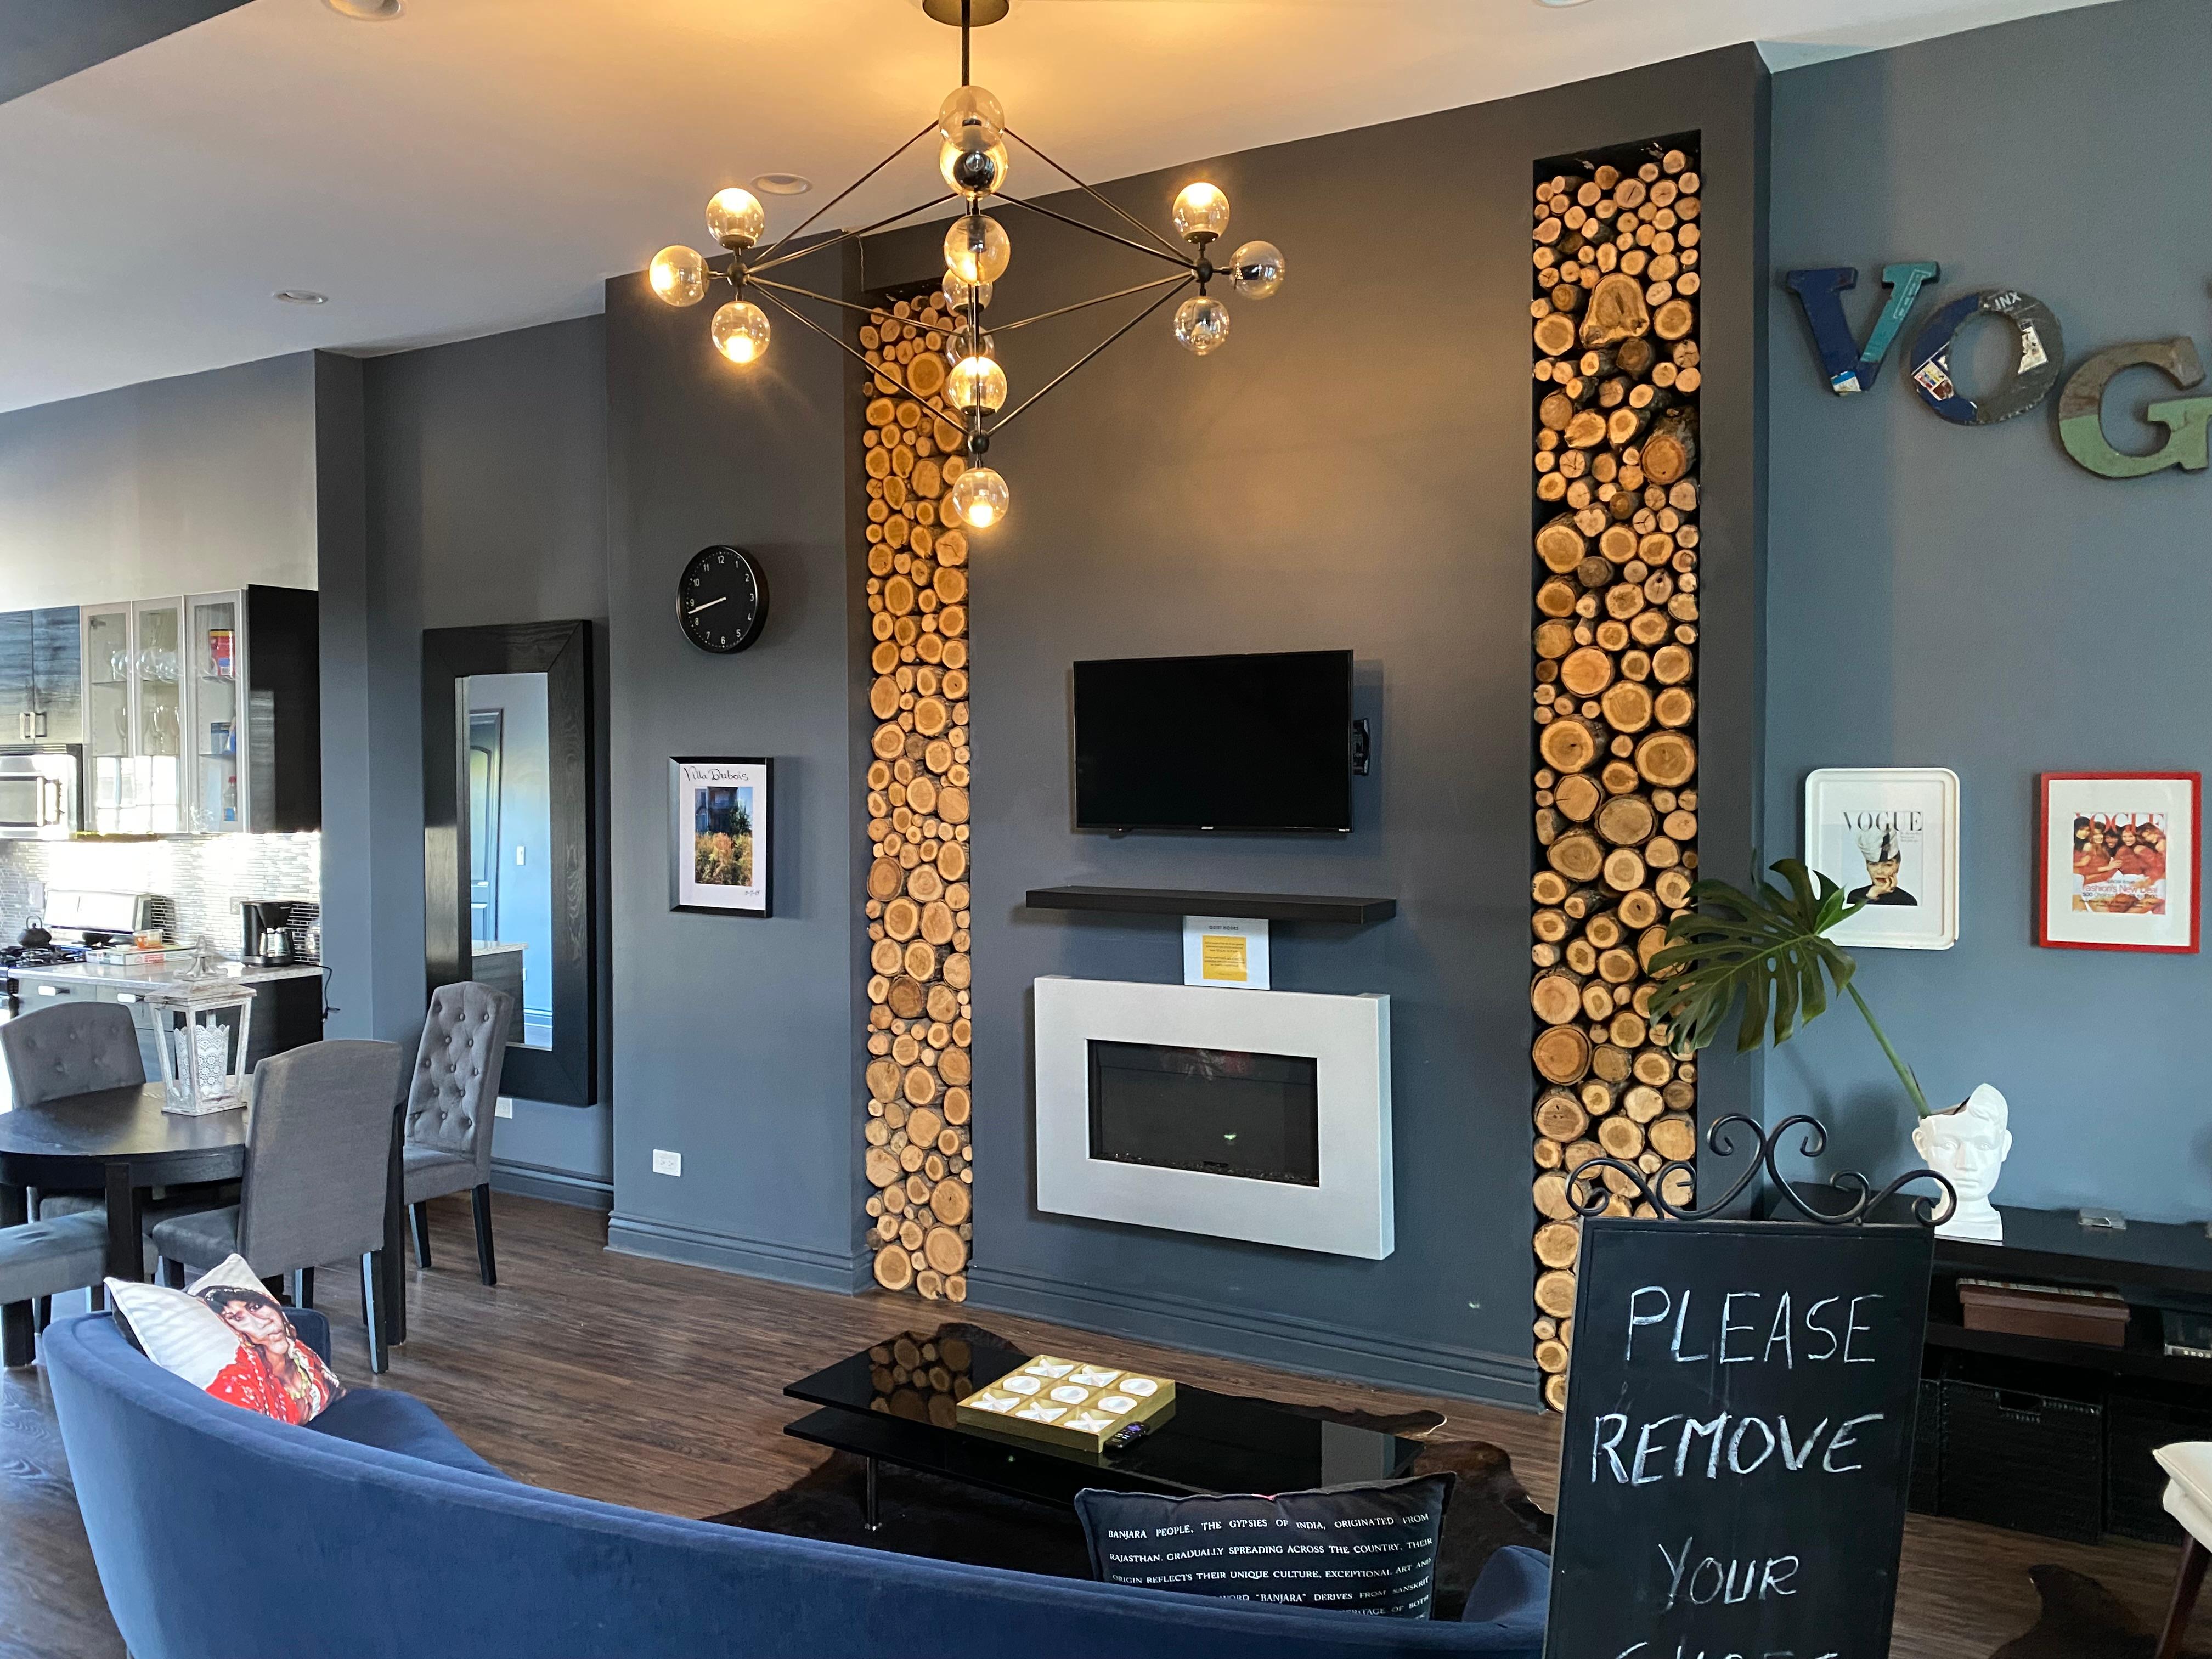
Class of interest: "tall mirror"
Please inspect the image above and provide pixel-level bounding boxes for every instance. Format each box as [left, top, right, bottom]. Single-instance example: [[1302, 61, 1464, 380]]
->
[[424, 622, 596, 1105]]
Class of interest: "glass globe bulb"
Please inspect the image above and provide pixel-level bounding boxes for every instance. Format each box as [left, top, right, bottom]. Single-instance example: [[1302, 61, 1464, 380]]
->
[[1171, 182, 1231, 244], [710, 299, 772, 365], [939, 138, 1009, 198], [1228, 239, 1286, 300], [648, 245, 708, 307], [1173, 294, 1231, 356], [938, 84, 1006, 148], [944, 323, 995, 364], [944, 213, 1011, 285], [947, 354, 1008, 413], [705, 187, 767, 251], [947, 465, 1010, 531], [941, 270, 994, 312]]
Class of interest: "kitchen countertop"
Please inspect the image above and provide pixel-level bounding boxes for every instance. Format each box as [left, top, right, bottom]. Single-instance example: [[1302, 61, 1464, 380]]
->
[[8, 960, 324, 993]]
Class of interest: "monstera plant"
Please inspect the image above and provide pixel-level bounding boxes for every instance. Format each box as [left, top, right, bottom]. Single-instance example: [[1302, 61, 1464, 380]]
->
[[1646, 857, 1931, 1119]]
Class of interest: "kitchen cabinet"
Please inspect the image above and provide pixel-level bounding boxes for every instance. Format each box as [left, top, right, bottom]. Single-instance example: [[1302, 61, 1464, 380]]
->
[[31, 608, 81, 743], [81, 585, 319, 835], [0, 607, 80, 743]]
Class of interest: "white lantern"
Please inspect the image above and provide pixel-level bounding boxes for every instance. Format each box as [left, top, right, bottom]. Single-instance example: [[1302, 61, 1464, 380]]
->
[[146, 982, 256, 1116]]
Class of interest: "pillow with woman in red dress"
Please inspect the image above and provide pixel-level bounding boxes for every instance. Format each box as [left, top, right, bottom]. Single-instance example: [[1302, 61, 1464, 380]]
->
[[104, 1255, 343, 1426]]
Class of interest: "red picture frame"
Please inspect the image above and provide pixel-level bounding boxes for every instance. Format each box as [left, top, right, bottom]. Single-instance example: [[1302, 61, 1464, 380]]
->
[[2036, 772, 2200, 953]]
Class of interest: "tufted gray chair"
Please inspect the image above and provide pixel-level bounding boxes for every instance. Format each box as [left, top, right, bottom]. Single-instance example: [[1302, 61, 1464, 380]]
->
[[2, 1004, 142, 1315], [400, 981, 513, 1286], [2, 1001, 145, 1107]]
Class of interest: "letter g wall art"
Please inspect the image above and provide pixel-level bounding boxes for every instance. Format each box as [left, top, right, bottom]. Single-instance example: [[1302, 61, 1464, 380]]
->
[[1785, 262, 2212, 480]]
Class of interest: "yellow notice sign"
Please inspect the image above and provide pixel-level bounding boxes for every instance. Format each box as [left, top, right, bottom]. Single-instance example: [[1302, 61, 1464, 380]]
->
[[1181, 915, 1270, 989], [1200, 934, 1248, 982]]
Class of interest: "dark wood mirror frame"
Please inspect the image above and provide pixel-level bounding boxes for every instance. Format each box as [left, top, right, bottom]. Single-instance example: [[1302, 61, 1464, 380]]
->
[[422, 620, 597, 1105]]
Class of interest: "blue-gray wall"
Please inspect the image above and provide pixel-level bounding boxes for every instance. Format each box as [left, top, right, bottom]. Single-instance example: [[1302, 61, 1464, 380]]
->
[[867, 49, 1768, 1404], [600, 246, 872, 1285], [323, 317, 614, 1204], [1765, 0, 2212, 1220]]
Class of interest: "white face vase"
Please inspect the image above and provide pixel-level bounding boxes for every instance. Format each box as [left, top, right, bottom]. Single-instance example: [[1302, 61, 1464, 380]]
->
[[1911, 1084, 2012, 1239]]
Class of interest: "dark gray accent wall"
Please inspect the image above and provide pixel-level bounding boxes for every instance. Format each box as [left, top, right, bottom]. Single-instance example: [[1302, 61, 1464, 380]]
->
[[325, 318, 614, 1194], [1765, 0, 2212, 1222], [0, 352, 317, 607], [866, 48, 1768, 1403], [2, 0, 247, 106], [601, 246, 870, 1286]]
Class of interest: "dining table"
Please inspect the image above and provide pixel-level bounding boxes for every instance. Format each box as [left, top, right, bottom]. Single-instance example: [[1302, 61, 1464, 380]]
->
[[1, 1081, 407, 1371]]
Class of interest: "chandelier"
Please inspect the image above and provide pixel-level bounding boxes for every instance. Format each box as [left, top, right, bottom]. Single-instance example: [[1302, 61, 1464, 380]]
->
[[645, 0, 1286, 533]]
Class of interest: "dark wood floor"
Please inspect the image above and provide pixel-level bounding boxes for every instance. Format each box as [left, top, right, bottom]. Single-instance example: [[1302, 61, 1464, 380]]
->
[[2, 1191, 2203, 1657]]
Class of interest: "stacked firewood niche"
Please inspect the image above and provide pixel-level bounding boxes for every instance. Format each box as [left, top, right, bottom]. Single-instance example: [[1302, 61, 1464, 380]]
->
[[860, 284, 975, 1303], [1527, 142, 1703, 1410]]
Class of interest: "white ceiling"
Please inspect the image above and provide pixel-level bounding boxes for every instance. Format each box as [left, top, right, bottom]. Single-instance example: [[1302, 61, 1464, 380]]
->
[[0, 0, 2114, 414]]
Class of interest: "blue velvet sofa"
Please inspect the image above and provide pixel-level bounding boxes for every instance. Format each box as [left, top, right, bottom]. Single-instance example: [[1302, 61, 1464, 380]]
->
[[45, 1310, 1549, 1658]]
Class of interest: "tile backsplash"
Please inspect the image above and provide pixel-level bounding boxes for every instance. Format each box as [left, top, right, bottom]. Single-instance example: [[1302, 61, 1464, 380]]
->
[[0, 833, 320, 951]]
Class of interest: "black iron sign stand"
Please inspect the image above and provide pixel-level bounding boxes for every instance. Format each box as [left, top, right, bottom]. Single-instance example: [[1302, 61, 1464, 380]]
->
[[1543, 1117, 1955, 1659]]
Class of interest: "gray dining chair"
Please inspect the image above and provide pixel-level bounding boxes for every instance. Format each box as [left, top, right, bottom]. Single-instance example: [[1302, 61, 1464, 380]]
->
[[148, 1039, 404, 1369], [3, 1001, 141, 1214], [2, 1000, 145, 1106], [400, 981, 512, 1287], [1, 1212, 108, 1367]]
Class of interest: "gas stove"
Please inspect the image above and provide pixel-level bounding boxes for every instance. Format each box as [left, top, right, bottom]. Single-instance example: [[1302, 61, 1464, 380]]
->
[[0, 944, 85, 969]]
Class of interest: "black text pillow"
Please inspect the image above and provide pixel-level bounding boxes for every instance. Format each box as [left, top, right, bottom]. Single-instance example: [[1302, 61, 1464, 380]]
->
[[1075, 1473, 1454, 1617]]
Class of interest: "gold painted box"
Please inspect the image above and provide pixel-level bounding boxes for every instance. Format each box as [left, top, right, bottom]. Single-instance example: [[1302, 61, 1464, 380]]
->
[[955, 1355, 1176, 1452]]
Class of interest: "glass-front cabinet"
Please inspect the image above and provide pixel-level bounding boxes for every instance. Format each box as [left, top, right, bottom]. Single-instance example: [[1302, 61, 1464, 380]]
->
[[77, 586, 319, 836], [81, 594, 229, 834], [188, 593, 243, 831]]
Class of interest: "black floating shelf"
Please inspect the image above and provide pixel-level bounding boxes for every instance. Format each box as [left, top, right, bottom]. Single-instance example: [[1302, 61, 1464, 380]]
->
[[1023, 886, 1397, 926]]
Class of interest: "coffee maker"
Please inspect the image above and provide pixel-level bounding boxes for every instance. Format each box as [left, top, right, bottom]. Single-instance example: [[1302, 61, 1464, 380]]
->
[[241, 900, 298, 966]]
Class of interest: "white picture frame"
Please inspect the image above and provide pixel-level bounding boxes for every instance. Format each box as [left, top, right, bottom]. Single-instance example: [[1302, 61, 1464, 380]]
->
[[1802, 767, 1960, 950], [669, 757, 771, 917]]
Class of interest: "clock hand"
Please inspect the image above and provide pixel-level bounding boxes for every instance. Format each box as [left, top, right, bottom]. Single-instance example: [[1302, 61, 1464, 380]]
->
[[686, 596, 729, 616]]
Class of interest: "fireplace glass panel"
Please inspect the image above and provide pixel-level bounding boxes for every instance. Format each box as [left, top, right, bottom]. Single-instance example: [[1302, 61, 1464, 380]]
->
[[1086, 1040, 1320, 1187]]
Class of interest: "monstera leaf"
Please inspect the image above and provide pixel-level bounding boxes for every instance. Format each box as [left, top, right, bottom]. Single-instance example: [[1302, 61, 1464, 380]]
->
[[1647, 857, 1931, 1118]]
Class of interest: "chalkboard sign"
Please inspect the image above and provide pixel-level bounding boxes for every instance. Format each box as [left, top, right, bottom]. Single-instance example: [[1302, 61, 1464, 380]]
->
[[1545, 1217, 1934, 1659]]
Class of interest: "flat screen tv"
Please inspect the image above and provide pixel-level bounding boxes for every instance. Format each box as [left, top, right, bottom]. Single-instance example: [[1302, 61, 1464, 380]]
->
[[1073, 650, 1354, 832]]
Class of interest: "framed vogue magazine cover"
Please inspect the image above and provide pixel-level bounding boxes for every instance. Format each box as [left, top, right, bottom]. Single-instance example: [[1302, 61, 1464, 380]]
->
[[1803, 768, 1960, 950], [2038, 772, 2199, 953], [670, 757, 772, 917]]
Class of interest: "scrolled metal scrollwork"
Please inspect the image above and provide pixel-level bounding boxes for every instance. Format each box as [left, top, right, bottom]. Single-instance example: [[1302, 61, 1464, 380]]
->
[[1565, 1113, 1956, 1227]]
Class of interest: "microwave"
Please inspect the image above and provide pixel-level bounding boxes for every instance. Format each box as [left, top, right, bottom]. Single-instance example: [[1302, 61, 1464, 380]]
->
[[0, 747, 82, 839]]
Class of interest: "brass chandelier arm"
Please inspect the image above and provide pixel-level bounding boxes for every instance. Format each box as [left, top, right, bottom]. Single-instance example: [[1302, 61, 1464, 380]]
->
[[747, 275, 893, 319], [986, 272, 1193, 334], [991, 274, 1195, 434], [752, 120, 941, 268], [1001, 127, 1193, 262], [746, 284, 972, 434], [992, 191, 1195, 270], [748, 192, 962, 278]]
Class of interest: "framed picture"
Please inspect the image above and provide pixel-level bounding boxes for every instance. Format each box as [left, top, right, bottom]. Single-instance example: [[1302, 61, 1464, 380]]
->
[[2038, 772, 2199, 953], [670, 757, 771, 917], [1802, 768, 1960, 950]]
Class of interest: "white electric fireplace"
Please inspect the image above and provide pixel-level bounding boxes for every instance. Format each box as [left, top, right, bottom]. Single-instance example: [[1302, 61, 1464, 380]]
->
[[1032, 977, 1393, 1259]]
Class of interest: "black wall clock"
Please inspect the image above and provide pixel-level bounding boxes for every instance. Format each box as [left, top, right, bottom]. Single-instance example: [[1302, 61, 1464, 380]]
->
[[678, 544, 769, 653]]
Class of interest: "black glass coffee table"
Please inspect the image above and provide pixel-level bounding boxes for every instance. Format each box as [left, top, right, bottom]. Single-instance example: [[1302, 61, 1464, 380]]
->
[[784, 1328, 1424, 1530]]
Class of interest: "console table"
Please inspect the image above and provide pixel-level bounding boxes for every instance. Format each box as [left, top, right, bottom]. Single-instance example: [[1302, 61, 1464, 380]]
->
[[1927, 1205, 2212, 1386]]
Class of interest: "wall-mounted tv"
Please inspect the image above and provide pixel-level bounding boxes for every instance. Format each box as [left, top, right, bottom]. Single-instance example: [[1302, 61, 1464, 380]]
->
[[1073, 650, 1355, 833]]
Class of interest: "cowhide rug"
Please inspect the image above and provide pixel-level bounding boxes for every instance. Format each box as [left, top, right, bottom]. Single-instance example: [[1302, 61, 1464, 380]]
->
[[1990, 1564, 2203, 1658]]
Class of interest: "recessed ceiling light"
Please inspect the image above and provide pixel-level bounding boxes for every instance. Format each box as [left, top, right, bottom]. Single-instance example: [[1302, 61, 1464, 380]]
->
[[324, 0, 404, 18], [273, 290, 329, 306], [752, 173, 812, 196], [1536, 0, 1591, 7]]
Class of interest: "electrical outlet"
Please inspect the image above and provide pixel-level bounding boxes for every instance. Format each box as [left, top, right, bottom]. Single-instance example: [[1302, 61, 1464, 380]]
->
[[652, 1148, 682, 1177], [494, 1097, 514, 1119]]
